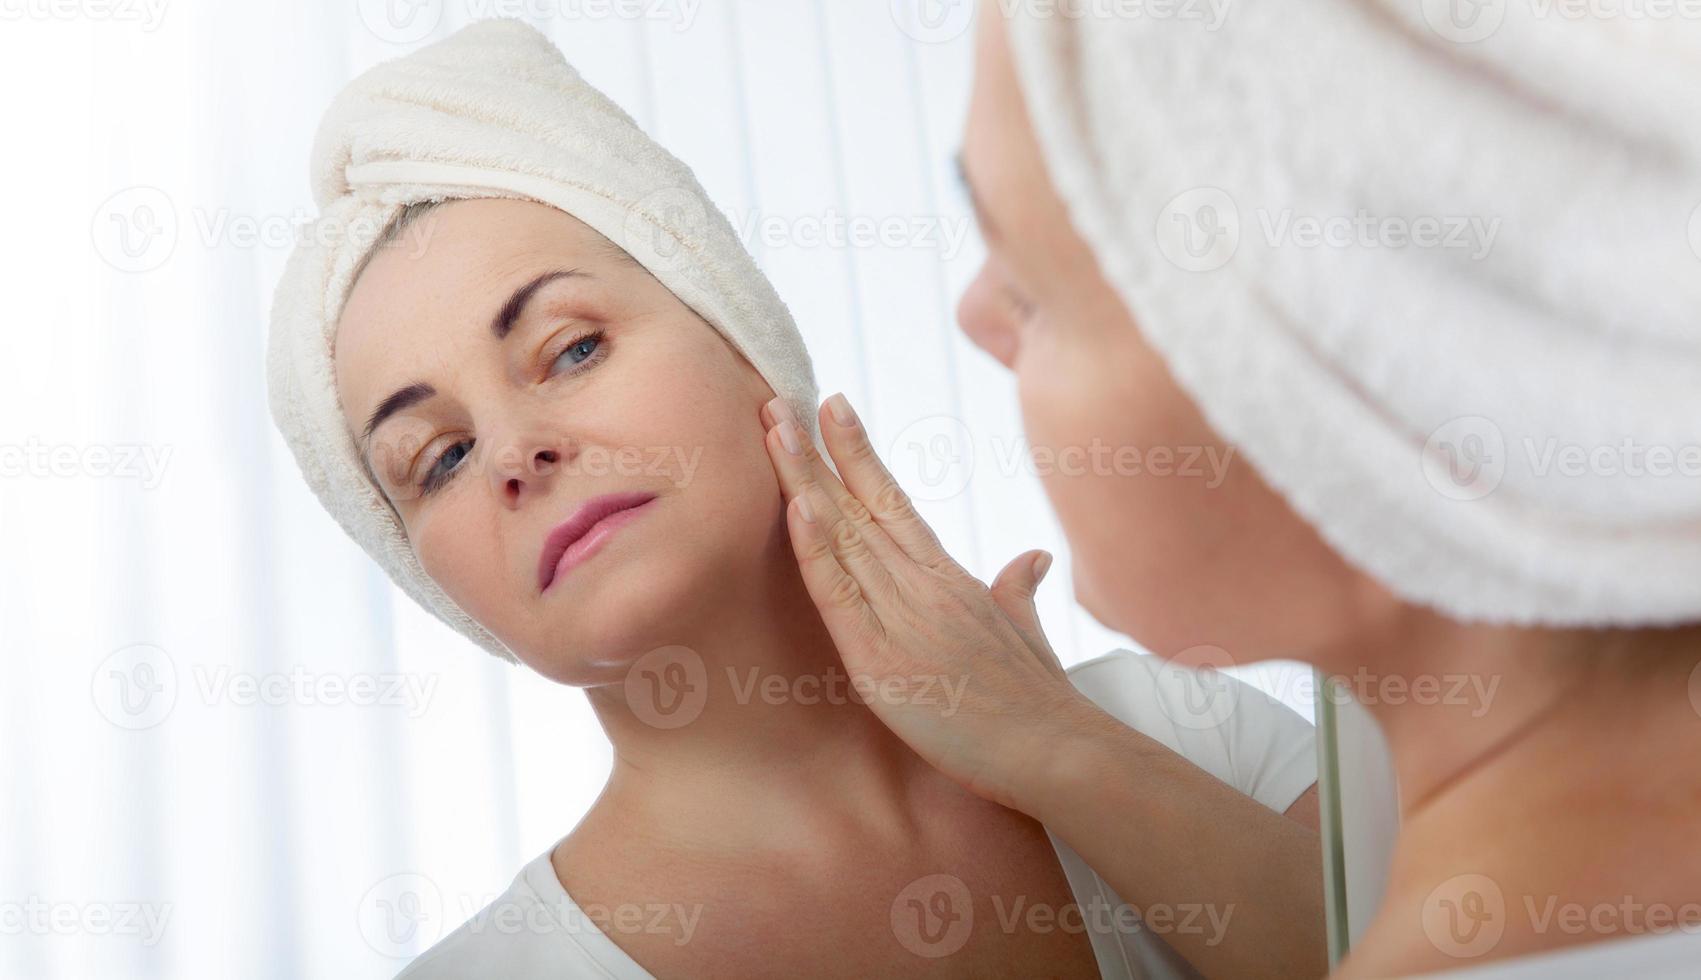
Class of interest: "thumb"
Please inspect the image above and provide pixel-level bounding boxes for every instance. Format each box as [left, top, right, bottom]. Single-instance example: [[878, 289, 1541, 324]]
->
[[990, 549, 1053, 641]]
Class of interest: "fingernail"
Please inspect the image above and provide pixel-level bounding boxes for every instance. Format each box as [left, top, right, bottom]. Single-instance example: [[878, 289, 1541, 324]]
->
[[826, 392, 857, 427], [767, 396, 797, 429], [1033, 551, 1053, 582], [777, 418, 803, 455], [796, 492, 816, 523]]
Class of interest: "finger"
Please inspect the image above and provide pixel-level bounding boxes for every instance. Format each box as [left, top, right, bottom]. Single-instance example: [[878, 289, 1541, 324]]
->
[[989, 550, 1050, 635], [765, 398, 897, 544], [782, 493, 888, 655], [765, 412, 903, 603], [764, 397, 908, 558], [816, 393, 957, 572], [989, 550, 1066, 677]]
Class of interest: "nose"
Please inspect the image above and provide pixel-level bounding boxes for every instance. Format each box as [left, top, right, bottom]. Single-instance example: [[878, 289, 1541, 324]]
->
[[956, 263, 1020, 369], [484, 423, 569, 508]]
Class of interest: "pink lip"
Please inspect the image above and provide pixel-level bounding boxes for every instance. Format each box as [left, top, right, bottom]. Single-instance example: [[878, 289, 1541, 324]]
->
[[537, 491, 658, 593]]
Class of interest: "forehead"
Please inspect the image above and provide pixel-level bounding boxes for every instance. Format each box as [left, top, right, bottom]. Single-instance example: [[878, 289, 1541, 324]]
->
[[333, 198, 606, 399], [965, 12, 1091, 279], [339, 198, 598, 348], [965, 14, 1046, 239]]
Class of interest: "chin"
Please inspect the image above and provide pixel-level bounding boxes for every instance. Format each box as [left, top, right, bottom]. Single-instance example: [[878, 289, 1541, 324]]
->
[[1071, 561, 1121, 634], [1072, 554, 1206, 660], [517, 544, 721, 687]]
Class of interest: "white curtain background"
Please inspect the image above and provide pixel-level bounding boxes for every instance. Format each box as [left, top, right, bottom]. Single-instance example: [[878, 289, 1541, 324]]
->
[[0, 2, 1316, 977]]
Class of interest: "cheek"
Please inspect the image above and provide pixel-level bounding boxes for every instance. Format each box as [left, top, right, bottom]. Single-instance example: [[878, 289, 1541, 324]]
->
[[634, 347, 779, 527], [1014, 312, 1371, 658], [1012, 316, 1249, 652], [659, 390, 781, 547], [1013, 326, 1191, 633], [409, 499, 509, 632], [682, 381, 792, 576]]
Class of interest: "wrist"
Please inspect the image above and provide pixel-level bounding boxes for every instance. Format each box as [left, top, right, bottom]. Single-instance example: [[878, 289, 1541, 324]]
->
[[1001, 692, 1125, 820]]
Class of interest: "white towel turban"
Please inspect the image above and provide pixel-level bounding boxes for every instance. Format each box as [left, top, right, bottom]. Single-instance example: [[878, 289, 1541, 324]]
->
[[1003, 1, 1701, 626], [265, 19, 818, 663]]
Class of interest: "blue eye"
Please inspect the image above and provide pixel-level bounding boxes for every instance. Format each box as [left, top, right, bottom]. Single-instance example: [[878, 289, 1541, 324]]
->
[[551, 331, 603, 373], [420, 439, 472, 495]]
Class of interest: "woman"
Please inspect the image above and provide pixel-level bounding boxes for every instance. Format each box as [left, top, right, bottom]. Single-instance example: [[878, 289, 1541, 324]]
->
[[772, 4, 1701, 978], [266, 19, 1325, 979]]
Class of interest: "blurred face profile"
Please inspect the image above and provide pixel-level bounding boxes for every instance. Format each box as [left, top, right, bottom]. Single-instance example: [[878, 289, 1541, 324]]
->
[[334, 198, 783, 684], [955, 11, 1376, 662]]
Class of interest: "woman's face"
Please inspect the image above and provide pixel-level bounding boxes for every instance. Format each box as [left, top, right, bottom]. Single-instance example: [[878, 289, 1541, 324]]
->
[[955, 12, 1381, 660], [334, 198, 781, 683]]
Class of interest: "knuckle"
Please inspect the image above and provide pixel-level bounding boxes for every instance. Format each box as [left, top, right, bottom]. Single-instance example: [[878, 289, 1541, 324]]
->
[[837, 492, 873, 525], [844, 432, 882, 466], [930, 555, 972, 579], [830, 520, 867, 556], [826, 573, 864, 610], [922, 587, 969, 618], [805, 531, 838, 563], [797, 434, 822, 465], [870, 480, 914, 519]]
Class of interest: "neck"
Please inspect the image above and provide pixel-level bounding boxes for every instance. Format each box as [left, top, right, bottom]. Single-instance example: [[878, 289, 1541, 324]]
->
[[1332, 613, 1701, 977], [579, 539, 967, 858]]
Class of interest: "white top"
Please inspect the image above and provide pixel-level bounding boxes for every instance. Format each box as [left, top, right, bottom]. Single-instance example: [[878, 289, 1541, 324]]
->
[[1402, 929, 1701, 979], [395, 649, 1318, 979]]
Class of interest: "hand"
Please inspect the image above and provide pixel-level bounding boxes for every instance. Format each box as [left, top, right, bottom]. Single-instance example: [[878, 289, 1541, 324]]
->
[[760, 392, 1101, 812]]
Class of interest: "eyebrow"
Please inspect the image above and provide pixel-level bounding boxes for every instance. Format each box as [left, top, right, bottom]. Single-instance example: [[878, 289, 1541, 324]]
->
[[359, 267, 592, 446], [490, 268, 589, 341], [953, 150, 999, 243]]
